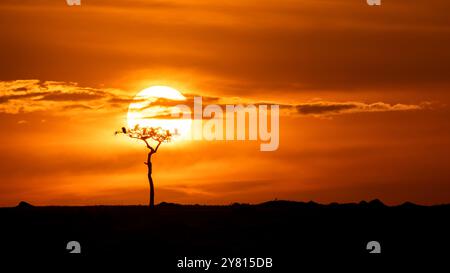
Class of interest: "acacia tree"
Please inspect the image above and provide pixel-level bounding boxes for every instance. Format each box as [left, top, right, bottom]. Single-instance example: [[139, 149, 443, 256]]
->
[[116, 125, 173, 207]]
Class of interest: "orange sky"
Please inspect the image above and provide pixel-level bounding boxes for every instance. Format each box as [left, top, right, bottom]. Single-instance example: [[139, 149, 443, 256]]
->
[[1, 0, 450, 206]]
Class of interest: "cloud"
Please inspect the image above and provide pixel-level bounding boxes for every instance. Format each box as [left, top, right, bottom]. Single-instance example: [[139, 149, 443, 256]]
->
[[62, 104, 95, 111], [38, 91, 106, 101], [139, 99, 428, 120], [0, 91, 52, 103], [295, 101, 426, 116], [0, 80, 132, 114], [0, 80, 429, 118]]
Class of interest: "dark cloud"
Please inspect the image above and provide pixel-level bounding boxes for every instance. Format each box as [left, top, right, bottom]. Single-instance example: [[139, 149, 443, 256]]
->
[[62, 104, 94, 110], [38, 91, 105, 101], [13, 87, 28, 92], [0, 80, 130, 114], [0, 91, 51, 103], [108, 97, 137, 104], [295, 102, 424, 116], [296, 103, 358, 115], [133, 95, 219, 110]]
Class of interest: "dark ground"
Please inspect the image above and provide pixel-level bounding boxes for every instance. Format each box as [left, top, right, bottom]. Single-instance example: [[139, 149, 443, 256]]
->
[[0, 200, 449, 270]]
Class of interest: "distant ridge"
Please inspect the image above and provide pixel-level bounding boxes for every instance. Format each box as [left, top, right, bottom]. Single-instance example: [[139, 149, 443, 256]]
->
[[258, 199, 387, 208], [16, 201, 33, 209], [8, 199, 448, 208], [398, 201, 423, 208]]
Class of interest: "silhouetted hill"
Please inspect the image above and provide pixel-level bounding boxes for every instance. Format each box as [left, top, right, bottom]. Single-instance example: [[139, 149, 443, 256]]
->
[[16, 200, 34, 208], [0, 200, 449, 269]]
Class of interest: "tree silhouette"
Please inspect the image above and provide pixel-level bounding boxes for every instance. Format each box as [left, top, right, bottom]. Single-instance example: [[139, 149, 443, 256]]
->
[[116, 125, 173, 207]]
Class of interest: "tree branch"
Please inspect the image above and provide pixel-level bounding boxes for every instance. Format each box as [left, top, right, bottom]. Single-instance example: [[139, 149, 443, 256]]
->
[[154, 141, 162, 153], [142, 138, 153, 150]]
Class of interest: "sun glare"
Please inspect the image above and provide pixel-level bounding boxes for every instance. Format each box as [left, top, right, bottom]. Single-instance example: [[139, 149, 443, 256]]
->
[[127, 86, 191, 141]]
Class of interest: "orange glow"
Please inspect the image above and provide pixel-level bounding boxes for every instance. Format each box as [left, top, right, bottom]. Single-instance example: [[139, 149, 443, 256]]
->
[[0, 0, 450, 207]]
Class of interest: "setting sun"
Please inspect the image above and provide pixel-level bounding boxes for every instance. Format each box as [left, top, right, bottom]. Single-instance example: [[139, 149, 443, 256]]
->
[[127, 86, 192, 140]]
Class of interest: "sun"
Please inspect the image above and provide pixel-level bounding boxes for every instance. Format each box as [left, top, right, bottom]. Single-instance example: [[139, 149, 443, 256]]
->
[[127, 86, 191, 140]]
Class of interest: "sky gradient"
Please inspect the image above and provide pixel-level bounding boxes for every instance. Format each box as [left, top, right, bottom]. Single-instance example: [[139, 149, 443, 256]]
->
[[1, 0, 450, 206]]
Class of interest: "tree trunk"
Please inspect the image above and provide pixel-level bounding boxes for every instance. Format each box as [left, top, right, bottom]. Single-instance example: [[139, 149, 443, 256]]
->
[[148, 171, 154, 208], [146, 152, 155, 208]]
